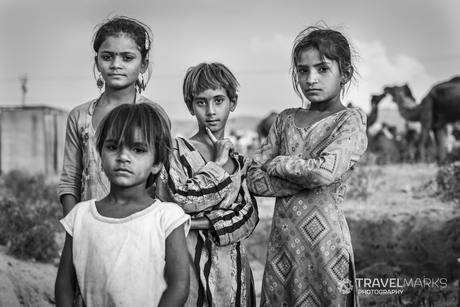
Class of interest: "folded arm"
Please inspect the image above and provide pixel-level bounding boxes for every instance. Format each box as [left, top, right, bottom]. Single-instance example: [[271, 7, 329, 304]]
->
[[265, 111, 368, 188], [247, 113, 306, 197], [156, 141, 234, 213]]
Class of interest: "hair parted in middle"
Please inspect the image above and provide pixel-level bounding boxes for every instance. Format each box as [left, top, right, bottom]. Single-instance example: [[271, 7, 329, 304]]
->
[[92, 15, 154, 93], [182, 62, 240, 107], [290, 23, 360, 99], [96, 103, 172, 172]]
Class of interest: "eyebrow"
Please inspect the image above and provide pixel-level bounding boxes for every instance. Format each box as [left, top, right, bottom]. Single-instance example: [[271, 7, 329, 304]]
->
[[99, 51, 137, 55], [193, 94, 227, 101], [298, 60, 330, 68]]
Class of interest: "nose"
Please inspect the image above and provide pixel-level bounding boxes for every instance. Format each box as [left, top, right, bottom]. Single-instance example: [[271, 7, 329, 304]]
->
[[117, 147, 131, 163], [306, 71, 318, 85], [111, 56, 123, 69], [206, 103, 216, 116]]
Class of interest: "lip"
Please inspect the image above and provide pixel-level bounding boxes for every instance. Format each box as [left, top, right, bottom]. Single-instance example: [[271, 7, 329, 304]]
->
[[108, 73, 125, 77], [114, 168, 132, 174], [206, 119, 220, 125]]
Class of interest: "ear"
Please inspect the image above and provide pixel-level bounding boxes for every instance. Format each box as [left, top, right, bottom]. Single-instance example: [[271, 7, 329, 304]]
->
[[146, 162, 163, 188], [151, 162, 163, 176], [341, 66, 353, 85], [186, 102, 195, 116], [95, 56, 100, 72], [230, 95, 238, 112], [140, 58, 149, 74]]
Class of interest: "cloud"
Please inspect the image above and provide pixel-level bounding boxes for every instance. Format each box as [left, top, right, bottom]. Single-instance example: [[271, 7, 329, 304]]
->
[[249, 34, 293, 57], [348, 40, 436, 112]]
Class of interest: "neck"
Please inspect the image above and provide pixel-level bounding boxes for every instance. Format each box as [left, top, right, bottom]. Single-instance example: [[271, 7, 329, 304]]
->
[[309, 100, 345, 113], [367, 105, 378, 126], [100, 86, 137, 106], [107, 183, 150, 205], [395, 95, 422, 121]]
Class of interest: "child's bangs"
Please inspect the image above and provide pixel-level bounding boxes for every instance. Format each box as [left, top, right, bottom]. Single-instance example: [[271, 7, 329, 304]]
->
[[105, 108, 153, 149], [192, 72, 224, 98]]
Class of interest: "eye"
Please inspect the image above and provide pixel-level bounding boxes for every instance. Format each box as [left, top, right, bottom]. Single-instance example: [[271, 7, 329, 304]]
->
[[123, 55, 134, 61], [133, 147, 146, 153], [318, 66, 329, 73], [297, 68, 308, 74], [195, 100, 206, 106], [100, 54, 112, 61], [106, 144, 118, 151], [215, 97, 224, 104]]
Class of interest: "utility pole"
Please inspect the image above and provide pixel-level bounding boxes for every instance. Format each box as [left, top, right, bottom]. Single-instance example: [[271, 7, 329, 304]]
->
[[19, 74, 28, 106]]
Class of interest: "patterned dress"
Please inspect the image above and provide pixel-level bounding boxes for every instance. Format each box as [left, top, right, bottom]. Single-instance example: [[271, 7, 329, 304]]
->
[[247, 108, 367, 307], [156, 137, 259, 307]]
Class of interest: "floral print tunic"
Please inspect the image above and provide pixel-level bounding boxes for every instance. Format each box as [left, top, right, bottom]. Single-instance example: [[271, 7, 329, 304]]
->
[[58, 94, 170, 202], [247, 108, 367, 307]]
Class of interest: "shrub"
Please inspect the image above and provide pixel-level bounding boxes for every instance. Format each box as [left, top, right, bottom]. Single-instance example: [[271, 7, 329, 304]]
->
[[346, 153, 384, 201], [436, 161, 460, 203], [0, 170, 61, 262]]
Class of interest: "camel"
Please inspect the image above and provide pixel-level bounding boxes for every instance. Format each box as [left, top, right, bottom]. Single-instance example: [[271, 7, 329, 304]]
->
[[384, 76, 460, 163], [367, 122, 401, 164], [366, 93, 387, 128]]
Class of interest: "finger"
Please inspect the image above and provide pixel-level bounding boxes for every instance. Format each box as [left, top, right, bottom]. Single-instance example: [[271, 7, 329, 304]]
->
[[241, 158, 251, 173], [206, 127, 218, 144]]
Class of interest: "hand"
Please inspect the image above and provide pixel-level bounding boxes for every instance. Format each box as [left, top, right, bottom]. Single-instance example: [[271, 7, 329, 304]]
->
[[241, 157, 252, 174], [206, 127, 234, 167], [261, 159, 272, 173]]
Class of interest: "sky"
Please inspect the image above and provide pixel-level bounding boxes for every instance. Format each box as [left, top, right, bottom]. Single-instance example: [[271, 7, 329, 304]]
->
[[1, 0, 459, 121]]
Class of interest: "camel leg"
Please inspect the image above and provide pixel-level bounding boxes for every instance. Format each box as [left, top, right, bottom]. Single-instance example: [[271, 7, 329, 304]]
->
[[434, 126, 449, 163], [419, 128, 429, 162]]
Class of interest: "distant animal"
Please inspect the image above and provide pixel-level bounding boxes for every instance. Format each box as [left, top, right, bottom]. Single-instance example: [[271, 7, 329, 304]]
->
[[256, 112, 278, 142], [366, 93, 387, 128], [384, 77, 460, 163], [367, 122, 400, 163]]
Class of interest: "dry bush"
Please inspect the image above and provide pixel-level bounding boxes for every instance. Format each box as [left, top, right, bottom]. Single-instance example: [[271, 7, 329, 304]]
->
[[0, 170, 61, 262], [436, 161, 460, 203], [346, 153, 384, 201]]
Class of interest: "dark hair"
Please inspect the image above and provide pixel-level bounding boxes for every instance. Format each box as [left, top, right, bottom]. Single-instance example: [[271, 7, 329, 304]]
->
[[183, 62, 239, 107], [96, 103, 172, 182], [290, 24, 359, 99], [92, 16, 153, 91]]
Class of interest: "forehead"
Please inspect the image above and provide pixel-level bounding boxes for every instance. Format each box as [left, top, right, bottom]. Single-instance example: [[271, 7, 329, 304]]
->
[[98, 34, 140, 53], [194, 88, 228, 100], [297, 48, 332, 66], [106, 126, 146, 142]]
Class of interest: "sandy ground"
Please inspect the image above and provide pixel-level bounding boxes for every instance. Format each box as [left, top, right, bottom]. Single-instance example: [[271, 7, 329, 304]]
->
[[1, 163, 459, 306]]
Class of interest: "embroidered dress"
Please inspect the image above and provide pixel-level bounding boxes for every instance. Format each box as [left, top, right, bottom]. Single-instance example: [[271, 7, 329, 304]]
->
[[58, 94, 170, 202], [156, 137, 259, 307], [60, 199, 190, 307], [247, 108, 367, 307]]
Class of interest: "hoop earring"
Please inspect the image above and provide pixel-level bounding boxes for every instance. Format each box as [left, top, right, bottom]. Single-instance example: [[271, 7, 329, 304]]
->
[[97, 74, 104, 91]]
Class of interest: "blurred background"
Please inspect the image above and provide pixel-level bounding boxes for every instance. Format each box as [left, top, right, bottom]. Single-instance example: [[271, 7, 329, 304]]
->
[[1, 1, 460, 306]]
